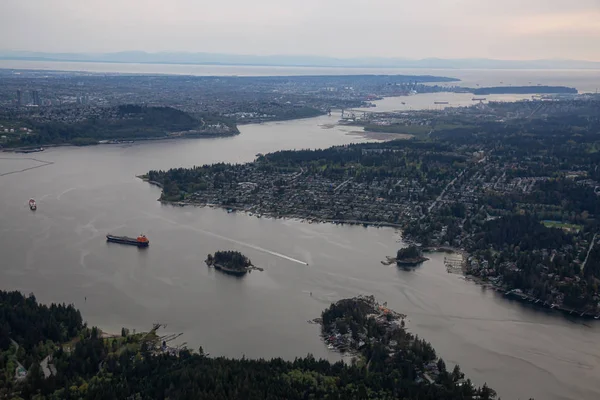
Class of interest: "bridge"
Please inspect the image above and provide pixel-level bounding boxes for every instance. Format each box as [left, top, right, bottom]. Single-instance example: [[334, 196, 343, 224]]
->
[[331, 108, 380, 121]]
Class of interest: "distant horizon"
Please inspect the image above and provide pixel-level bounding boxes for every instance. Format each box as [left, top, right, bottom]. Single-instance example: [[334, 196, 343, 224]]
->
[[4, 49, 600, 62], [2, 1, 599, 61], [2, 50, 600, 70]]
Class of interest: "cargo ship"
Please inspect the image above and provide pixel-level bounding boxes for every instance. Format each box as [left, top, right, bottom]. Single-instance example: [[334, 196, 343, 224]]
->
[[29, 199, 37, 211], [106, 234, 149, 247], [16, 147, 44, 154]]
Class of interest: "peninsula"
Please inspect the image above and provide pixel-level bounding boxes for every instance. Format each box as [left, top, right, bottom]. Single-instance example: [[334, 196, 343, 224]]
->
[[145, 96, 600, 318], [0, 289, 498, 399], [2, 104, 238, 147], [319, 296, 497, 398]]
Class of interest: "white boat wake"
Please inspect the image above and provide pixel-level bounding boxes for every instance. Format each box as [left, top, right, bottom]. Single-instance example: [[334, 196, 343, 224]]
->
[[57, 187, 76, 200], [141, 212, 308, 265]]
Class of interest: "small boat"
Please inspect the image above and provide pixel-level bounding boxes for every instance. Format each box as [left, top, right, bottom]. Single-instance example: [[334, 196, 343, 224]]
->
[[106, 234, 149, 247], [29, 198, 37, 211]]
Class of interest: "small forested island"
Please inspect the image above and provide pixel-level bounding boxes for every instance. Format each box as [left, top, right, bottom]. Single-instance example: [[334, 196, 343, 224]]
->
[[206, 250, 258, 276], [396, 245, 429, 267], [0, 289, 501, 400]]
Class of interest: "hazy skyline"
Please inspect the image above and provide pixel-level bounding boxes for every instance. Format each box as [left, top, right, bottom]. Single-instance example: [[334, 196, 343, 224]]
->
[[1, 0, 599, 61]]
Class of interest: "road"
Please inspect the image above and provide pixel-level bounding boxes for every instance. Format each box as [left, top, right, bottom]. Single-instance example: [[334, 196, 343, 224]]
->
[[427, 170, 465, 213], [333, 177, 353, 192], [10, 339, 27, 381], [11, 337, 55, 379], [40, 355, 56, 378], [582, 233, 597, 273]]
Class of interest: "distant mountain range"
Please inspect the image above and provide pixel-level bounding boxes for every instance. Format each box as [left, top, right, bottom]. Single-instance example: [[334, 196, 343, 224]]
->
[[1, 51, 599, 69]]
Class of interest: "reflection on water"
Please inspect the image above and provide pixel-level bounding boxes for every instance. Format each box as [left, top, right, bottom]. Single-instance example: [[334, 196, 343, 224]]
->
[[0, 115, 599, 400]]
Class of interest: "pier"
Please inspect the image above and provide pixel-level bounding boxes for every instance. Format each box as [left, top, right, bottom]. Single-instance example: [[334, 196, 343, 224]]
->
[[444, 255, 464, 273]]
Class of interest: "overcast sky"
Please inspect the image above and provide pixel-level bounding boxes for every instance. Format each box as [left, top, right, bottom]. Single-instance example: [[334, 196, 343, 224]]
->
[[1, 0, 599, 60]]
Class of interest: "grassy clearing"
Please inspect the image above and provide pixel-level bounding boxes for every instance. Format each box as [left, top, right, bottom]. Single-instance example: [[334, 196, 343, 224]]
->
[[364, 124, 431, 135], [364, 122, 475, 137], [542, 220, 583, 232]]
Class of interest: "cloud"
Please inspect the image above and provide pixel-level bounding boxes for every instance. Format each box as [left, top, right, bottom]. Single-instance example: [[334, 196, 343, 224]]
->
[[510, 11, 600, 36]]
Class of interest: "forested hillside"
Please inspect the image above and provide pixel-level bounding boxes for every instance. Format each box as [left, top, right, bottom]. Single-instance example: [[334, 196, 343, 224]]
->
[[0, 290, 499, 400], [3, 105, 238, 146]]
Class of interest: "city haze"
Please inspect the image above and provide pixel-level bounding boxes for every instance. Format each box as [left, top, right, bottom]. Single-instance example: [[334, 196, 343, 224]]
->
[[1, 0, 599, 62]]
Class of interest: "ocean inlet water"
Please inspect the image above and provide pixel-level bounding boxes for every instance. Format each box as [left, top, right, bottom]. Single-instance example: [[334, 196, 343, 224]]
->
[[0, 106, 599, 400]]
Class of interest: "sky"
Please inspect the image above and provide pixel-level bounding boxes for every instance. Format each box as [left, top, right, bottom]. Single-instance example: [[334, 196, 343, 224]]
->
[[1, 0, 599, 61]]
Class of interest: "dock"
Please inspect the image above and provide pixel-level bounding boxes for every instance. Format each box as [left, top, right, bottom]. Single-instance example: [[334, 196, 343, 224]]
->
[[444, 255, 464, 273]]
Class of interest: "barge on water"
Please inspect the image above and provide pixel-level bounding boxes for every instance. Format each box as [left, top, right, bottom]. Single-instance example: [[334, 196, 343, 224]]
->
[[106, 234, 149, 247]]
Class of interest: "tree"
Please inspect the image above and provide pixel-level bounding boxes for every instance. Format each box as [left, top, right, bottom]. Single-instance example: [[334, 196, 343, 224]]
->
[[452, 364, 464, 382], [479, 383, 497, 400], [397, 246, 422, 260], [437, 358, 447, 373]]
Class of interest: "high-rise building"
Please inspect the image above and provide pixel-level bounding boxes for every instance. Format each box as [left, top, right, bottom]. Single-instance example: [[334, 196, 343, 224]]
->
[[31, 90, 41, 106], [16, 90, 22, 107]]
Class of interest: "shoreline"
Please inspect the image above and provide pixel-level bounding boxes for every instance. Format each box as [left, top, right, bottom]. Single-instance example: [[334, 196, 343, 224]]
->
[[236, 111, 327, 125], [1, 113, 333, 153], [1, 131, 240, 153], [421, 244, 600, 319], [154, 196, 406, 229], [421, 245, 600, 319], [464, 274, 600, 320], [347, 130, 414, 141], [139, 181, 599, 322], [138, 175, 163, 188]]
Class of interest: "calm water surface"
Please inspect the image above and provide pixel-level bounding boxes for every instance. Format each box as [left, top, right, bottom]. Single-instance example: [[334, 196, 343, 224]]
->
[[360, 92, 535, 112], [1, 114, 599, 400]]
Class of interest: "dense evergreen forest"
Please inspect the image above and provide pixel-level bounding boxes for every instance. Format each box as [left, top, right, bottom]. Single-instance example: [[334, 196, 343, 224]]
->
[[0, 291, 82, 353], [3, 105, 238, 146], [319, 296, 500, 400], [0, 290, 503, 399], [206, 250, 253, 270], [475, 215, 572, 252], [397, 246, 423, 260]]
